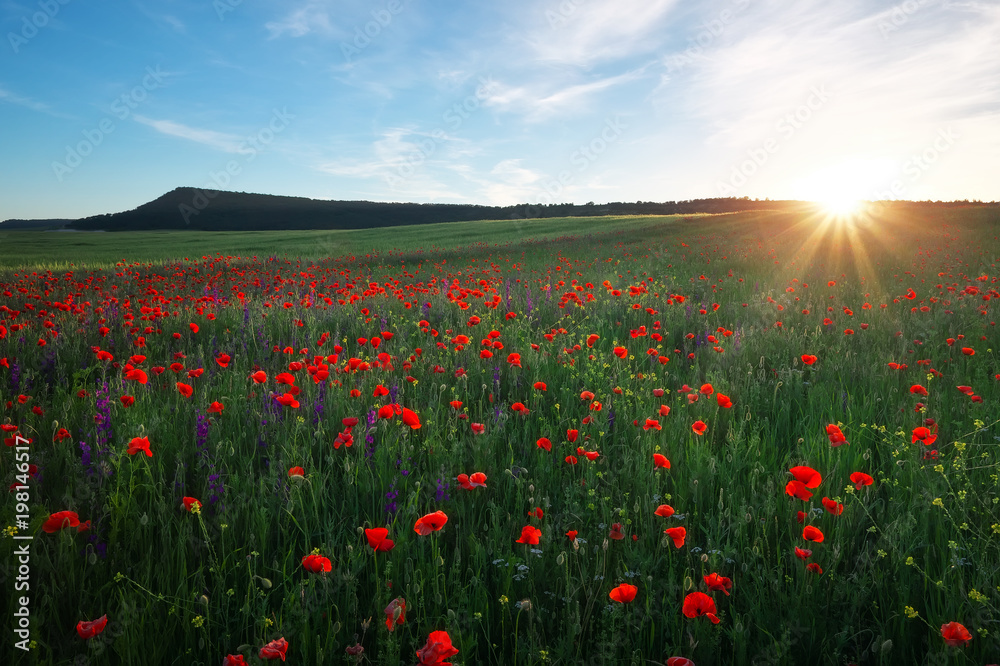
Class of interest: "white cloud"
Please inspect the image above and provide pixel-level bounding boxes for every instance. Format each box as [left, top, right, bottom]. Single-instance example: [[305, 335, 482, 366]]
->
[[265, 2, 339, 39], [132, 115, 244, 153]]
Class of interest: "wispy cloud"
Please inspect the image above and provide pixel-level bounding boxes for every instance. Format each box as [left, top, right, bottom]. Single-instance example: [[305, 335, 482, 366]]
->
[[486, 69, 648, 121], [0, 86, 53, 114], [265, 1, 340, 39], [132, 115, 244, 153]]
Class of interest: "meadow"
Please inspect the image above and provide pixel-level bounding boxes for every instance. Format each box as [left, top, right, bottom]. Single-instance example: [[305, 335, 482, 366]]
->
[[1, 205, 998, 665]]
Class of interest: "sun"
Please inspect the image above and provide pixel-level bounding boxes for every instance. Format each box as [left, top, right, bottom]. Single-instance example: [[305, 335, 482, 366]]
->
[[817, 195, 865, 218], [789, 158, 894, 219]]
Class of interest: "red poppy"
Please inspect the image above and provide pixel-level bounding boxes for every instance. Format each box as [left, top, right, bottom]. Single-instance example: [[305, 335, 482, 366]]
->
[[567, 429, 579, 443], [182, 497, 201, 512], [666, 659, 695, 666], [716, 393, 733, 409], [365, 527, 395, 552], [507, 353, 521, 367], [302, 553, 332, 573], [401, 408, 421, 429], [795, 547, 812, 560], [384, 597, 406, 632], [961, 347, 975, 356], [565, 455, 578, 465], [580, 390, 595, 401], [801, 354, 817, 365], [536, 437, 552, 451], [176, 382, 193, 398], [39, 509, 79, 534], [850, 471, 874, 490], [207, 401, 224, 414], [653, 453, 670, 469], [644, 418, 662, 431], [806, 562, 823, 574], [821, 497, 844, 515], [700, 383, 714, 395], [223, 655, 247, 665], [609, 583, 638, 603], [259, 637, 288, 661], [275, 393, 299, 408], [785, 480, 813, 501], [664, 526, 686, 548], [120, 395, 135, 408], [682, 592, 720, 623], [910, 384, 929, 396], [533, 381, 547, 391], [414, 510, 448, 535], [566, 530, 578, 541], [470, 422, 486, 435], [586, 334, 600, 347], [511, 402, 530, 414], [189, 323, 199, 334], [789, 465, 822, 488], [912, 426, 937, 446], [125, 368, 148, 384], [288, 466, 305, 478], [416, 630, 459, 666], [609, 523, 625, 540], [826, 424, 848, 447], [659, 404, 671, 416], [76, 615, 108, 640], [127, 436, 152, 457], [216, 353, 231, 368], [516, 525, 542, 544], [802, 525, 824, 542], [251, 370, 267, 383], [691, 421, 707, 436], [703, 573, 733, 596], [940, 621, 972, 646], [613, 346, 627, 359], [654, 504, 675, 517]]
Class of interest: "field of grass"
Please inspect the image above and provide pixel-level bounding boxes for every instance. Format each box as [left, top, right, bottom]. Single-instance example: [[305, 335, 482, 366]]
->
[[1, 205, 999, 665]]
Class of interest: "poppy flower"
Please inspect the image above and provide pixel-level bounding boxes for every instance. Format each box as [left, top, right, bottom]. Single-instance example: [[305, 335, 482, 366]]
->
[[223, 655, 247, 665], [609, 583, 638, 603], [606, 522, 624, 540], [580, 390, 595, 401], [536, 437, 552, 451], [516, 525, 542, 544], [414, 510, 448, 535], [613, 346, 627, 359], [653, 453, 671, 469], [797, 510, 806, 524], [803, 525, 824, 542], [302, 553, 332, 573], [76, 615, 108, 640], [703, 573, 733, 595], [401, 408, 421, 429], [507, 353, 521, 367], [288, 466, 305, 479], [644, 418, 662, 431], [182, 497, 202, 512], [566, 529, 578, 541], [259, 637, 288, 661], [207, 401, 224, 414], [700, 383, 714, 395], [365, 527, 395, 552], [384, 597, 406, 632], [275, 372, 296, 385], [251, 371, 267, 383], [416, 630, 459, 666], [565, 455, 578, 465], [666, 659, 695, 666], [691, 421, 707, 436], [850, 471, 874, 490], [275, 393, 299, 409], [567, 429, 579, 443], [664, 526, 686, 548], [826, 424, 848, 446], [216, 353, 231, 368], [682, 592, 720, 623], [124, 368, 148, 384], [176, 382, 193, 398], [801, 354, 817, 365], [189, 323, 199, 334], [511, 402, 530, 414], [910, 384, 929, 396], [127, 436, 152, 457], [785, 480, 813, 501], [120, 395, 135, 408], [716, 393, 733, 409], [654, 504, 675, 517], [789, 465, 823, 488], [43, 510, 80, 533], [911, 426, 937, 446], [470, 422, 485, 435], [533, 381, 547, 391], [940, 621, 972, 646], [794, 547, 812, 560], [822, 497, 844, 515], [961, 347, 975, 356], [806, 562, 823, 574]]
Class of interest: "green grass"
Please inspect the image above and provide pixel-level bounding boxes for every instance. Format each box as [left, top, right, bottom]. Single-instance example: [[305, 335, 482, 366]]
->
[[1, 205, 998, 665]]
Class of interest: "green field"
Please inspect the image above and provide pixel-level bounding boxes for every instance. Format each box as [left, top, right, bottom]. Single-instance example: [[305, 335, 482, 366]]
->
[[1, 205, 998, 665]]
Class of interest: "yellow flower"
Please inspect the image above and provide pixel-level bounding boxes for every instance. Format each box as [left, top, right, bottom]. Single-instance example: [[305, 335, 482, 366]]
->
[[932, 498, 944, 508], [904, 606, 919, 619]]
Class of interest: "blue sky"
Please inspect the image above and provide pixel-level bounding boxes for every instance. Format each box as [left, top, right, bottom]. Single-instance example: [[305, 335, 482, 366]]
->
[[1, 0, 997, 220]]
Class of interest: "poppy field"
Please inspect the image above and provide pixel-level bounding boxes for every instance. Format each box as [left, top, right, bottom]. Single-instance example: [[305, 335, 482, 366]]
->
[[2, 205, 999, 665]]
